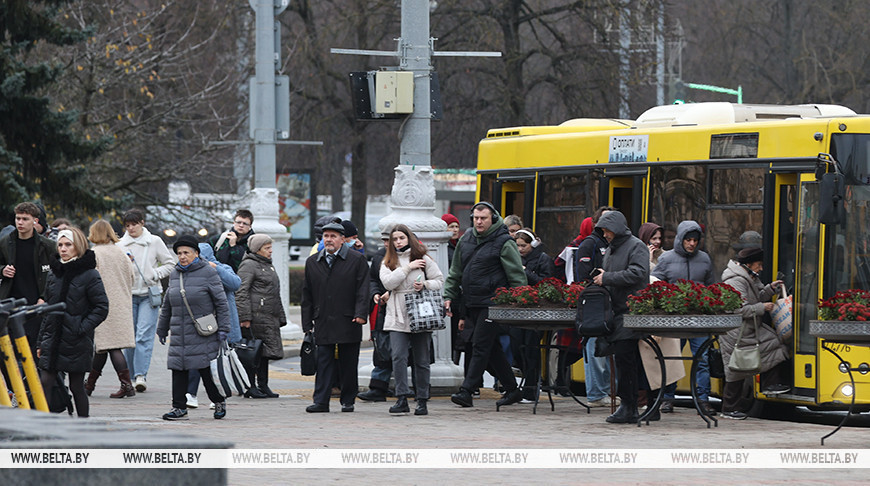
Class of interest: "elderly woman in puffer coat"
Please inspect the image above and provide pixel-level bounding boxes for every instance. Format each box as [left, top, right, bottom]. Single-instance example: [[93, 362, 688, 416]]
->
[[236, 234, 286, 399], [156, 236, 231, 421], [38, 227, 109, 418], [719, 247, 790, 419], [380, 224, 444, 416]]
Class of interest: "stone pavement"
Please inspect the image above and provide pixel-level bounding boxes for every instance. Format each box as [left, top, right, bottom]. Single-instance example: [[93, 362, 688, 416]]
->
[[68, 334, 870, 485]]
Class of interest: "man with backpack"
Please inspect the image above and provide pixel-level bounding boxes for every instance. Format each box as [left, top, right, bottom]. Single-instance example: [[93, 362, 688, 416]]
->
[[591, 210, 650, 424], [444, 202, 528, 409], [573, 207, 615, 407]]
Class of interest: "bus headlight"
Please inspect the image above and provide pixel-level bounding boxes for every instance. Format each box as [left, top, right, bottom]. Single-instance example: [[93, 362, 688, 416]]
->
[[839, 362, 851, 374], [841, 384, 854, 397]]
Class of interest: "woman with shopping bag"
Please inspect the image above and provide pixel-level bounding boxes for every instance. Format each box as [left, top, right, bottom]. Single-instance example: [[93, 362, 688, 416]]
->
[[379, 224, 444, 416], [719, 247, 790, 419]]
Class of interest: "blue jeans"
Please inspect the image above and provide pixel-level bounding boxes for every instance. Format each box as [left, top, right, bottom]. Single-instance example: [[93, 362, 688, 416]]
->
[[124, 295, 160, 379], [583, 337, 611, 401], [664, 337, 710, 401], [371, 366, 392, 384]]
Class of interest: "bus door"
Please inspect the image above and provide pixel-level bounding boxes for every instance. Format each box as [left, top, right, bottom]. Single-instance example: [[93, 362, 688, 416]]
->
[[769, 173, 813, 394], [601, 172, 645, 233], [497, 178, 535, 227]]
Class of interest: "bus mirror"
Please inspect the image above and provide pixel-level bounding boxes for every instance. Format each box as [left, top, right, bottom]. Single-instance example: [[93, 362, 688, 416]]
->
[[819, 172, 845, 225]]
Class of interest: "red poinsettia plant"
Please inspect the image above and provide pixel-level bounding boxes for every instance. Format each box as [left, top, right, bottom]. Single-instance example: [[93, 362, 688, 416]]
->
[[818, 289, 870, 321], [493, 277, 585, 308], [628, 280, 742, 315]]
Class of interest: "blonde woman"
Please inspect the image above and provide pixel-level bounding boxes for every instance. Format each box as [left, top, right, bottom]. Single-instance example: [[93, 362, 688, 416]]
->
[[37, 227, 109, 417], [85, 220, 136, 398]]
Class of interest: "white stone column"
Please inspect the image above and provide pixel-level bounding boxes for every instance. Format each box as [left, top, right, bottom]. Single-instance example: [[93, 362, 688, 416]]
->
[[359, 166, 464, 395], [245, 188, 302, 339]]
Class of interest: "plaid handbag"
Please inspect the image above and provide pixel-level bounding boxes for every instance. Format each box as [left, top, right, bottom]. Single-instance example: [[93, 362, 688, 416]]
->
[[405, 289, 446, 333]]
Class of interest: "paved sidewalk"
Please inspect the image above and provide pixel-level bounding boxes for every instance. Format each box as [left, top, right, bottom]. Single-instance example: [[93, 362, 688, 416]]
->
[[73, 337, 870, 484]]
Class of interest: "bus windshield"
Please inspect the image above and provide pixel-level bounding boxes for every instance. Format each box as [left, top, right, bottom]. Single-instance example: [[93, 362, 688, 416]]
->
[[826, 134, 870, 295]]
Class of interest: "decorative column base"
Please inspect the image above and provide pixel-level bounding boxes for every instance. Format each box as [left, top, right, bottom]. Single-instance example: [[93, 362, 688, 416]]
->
[[357, 165, 464, 395], [244, 187, 303, 340]]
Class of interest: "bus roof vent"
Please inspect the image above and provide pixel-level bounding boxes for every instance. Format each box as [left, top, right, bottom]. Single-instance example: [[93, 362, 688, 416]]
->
[[633, 102, 856, 128]]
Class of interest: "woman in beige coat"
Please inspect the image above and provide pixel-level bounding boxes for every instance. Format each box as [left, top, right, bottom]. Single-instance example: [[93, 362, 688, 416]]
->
[[85, 220, 136, 398], [380, 224, 443, 416]]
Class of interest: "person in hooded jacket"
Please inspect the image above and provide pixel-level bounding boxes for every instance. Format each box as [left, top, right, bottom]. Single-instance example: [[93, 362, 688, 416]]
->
[[236, 234, 286, 398], [156, 236, 232, 421], [185, 243, 242, 409], [592, 211, 650, 424], [573, 208, 616, 407], [651, 220, 717, 416], [719, 247, 790, 419], [512, 228, 554, 402], [37, 227, 109, 418]]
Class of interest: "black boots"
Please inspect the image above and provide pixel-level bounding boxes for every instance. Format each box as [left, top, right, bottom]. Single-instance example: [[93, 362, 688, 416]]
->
[[606, 402, 639, 424], [358, 388, 388, 402], [389, 396, 410, 414], [450, 388, 473, 407], [414, 399, 428, 416]]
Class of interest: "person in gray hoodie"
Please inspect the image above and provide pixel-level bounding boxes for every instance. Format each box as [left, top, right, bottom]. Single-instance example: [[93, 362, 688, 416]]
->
[[591, 211, 650, 424], [651, 220, 717, 415]]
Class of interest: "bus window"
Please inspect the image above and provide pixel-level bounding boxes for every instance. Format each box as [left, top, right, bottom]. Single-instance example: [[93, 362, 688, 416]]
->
[[535, 173, 591, 252], [706, 166, 766, 276], [479, 173, 496, 204], [777, 182, 798, 292], [796, 181, 820, 354], [828, 133, 870, 292], [647, 166, 707, 251]]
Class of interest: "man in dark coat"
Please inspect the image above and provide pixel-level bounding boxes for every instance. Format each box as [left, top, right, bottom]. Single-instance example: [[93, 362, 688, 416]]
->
[[651, 220, 718, 415], [0, 202, 57, 360], [210, 209, 255, 273], [302, 222, 370, 412], [592, 210, 650, 424], [444, 202, 528, 408]]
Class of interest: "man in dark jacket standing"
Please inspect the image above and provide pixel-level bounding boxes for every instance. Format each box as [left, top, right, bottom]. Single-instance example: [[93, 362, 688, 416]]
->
[[0, 202, 57, 359], [444, 202, 528, 408], [651, 220, 717, 415], [302, 222, 370, 413], [210, 209, 255, 273], [592, 211, 650, 424]]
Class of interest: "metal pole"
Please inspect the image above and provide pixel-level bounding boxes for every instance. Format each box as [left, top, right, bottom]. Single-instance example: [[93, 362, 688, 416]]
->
[[248, 0, 301, 339], [253, 0, 276, 189]]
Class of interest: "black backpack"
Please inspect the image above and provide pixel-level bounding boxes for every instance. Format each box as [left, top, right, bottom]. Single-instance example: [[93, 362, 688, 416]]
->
[[574, 284, 614, 337]]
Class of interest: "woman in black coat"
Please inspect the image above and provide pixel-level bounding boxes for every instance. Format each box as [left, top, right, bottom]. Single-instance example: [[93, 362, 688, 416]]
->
[[156, 236, 232, 421], [512, 228, 556, 402], [37, 228, 109, 418], [236, 234, 286, 398]]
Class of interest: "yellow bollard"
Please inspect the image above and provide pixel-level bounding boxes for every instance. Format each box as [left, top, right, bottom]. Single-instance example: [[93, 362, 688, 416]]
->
[[0, 333, 29, 409], [14, 335, 48, 412], [0, 373, 11, 407]]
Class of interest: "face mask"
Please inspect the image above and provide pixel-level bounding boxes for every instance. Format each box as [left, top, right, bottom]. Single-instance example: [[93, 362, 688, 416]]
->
[[345, 240, 355, 248]]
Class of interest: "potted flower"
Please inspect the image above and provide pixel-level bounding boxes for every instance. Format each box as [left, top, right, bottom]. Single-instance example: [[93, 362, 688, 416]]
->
[[488, 278, 585, 327], [623, 280, 744, 334], [810, 289, 870, 343]]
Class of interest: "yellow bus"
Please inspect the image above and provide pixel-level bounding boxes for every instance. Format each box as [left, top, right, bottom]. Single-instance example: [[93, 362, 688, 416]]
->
[[476, 102, 870, 414]]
